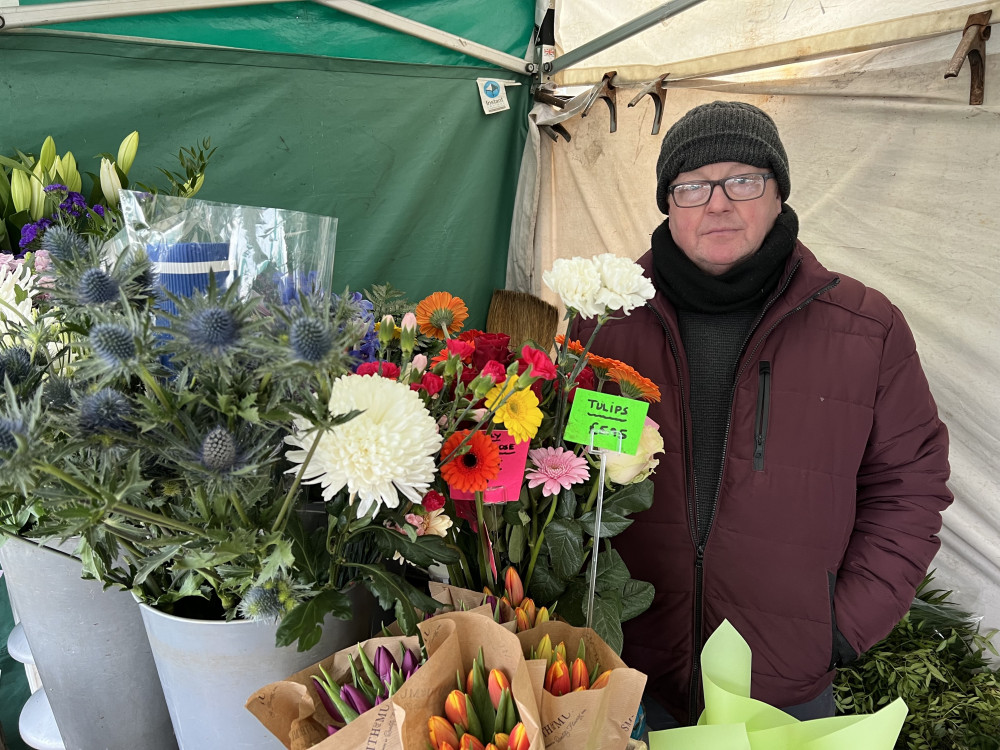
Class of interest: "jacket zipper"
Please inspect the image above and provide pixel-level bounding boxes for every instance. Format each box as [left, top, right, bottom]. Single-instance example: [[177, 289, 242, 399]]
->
[[651, 262, 840, 723], [753, 361, 771, 471]]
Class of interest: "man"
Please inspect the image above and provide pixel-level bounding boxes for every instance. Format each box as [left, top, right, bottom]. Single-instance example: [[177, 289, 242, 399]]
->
[[572, 101, 952, 727]]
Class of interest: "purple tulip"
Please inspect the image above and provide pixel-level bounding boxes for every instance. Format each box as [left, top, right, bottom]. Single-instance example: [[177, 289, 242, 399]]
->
[[401, 648, 420, 679], [373, 645, 398, 685], [311, 677, 344, 723], [327, 725, 339, 736], [341, 683, 373, 715], [375, 693, 384, 706]]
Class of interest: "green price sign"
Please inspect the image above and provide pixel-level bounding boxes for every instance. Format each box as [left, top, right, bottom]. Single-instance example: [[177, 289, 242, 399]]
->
[[563, 388, 649, 455]]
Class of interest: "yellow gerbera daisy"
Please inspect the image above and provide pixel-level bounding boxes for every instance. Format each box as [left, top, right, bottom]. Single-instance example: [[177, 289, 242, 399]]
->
[[485, 379, 542, 443]]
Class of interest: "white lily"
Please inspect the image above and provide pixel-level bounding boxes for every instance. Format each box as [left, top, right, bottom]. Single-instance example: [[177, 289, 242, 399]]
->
[[99, 158, 123, 206]]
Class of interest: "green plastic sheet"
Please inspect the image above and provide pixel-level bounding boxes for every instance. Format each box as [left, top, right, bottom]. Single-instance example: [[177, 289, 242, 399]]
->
[[1, 32, 531, 324], [13, 0, 535, 67], [649, 620, 908, 750]]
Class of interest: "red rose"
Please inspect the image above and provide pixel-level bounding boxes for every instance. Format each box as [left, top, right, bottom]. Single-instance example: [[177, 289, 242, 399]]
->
[[471, 332, 512, 372], [422, 490, 446, 512]]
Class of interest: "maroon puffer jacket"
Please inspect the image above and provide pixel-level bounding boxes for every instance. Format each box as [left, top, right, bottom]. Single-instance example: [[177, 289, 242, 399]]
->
[[572, 242, 952, 724]]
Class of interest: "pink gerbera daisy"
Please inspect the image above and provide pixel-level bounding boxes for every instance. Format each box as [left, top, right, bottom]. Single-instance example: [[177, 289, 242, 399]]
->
[[525, 447, 590, 497]]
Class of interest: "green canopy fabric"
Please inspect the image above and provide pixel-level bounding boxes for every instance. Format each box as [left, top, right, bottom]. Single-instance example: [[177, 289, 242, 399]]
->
[[0, 569, 30, 750], [13, 0, 535, 67], [1, 31, 531, 324]]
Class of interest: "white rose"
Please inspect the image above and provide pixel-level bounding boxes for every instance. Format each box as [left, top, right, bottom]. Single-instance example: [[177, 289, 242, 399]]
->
[[542, 257, 604, 318], [592, 254, 656, 315], [605, 417, 664, 484]]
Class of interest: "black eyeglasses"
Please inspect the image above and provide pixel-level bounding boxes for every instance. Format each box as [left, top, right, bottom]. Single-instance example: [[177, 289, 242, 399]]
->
[[667, 173, 775, 208]]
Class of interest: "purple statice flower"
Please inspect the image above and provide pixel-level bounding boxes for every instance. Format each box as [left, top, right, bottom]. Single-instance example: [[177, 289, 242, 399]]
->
[[58, 191, 87, 218], [93, 204, 106, 218], [43, 183, 68, 193], [18, 218, 53, 250]]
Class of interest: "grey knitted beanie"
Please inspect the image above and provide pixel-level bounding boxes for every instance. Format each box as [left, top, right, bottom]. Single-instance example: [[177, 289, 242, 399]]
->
[[655, 101, 790, 213]]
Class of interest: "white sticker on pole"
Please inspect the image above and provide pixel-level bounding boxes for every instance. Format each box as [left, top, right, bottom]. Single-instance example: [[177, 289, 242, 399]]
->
[[476, 78, 520, 115]]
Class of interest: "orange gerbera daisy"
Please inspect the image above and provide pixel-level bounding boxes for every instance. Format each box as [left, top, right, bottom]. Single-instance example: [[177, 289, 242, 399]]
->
[[440, 429, 501, 493], [609, 363, 661, 403], [554, 335, 586, 355], [415, 292, 469, 339], [584, 352, 620, 380]]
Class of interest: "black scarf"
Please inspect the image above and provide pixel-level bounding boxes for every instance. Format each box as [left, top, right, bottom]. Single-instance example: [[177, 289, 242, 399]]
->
[[651, 204, 799, 314]]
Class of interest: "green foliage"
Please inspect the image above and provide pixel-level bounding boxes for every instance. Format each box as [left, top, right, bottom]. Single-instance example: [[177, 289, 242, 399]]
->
[[834, 575, 1000, 749]]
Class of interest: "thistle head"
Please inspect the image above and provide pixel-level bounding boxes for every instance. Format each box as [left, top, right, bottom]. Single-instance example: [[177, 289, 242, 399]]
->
[[0, 347, 33, 386], [0, 417, 25, 456], [199, 426, 238, 472], [44, 377, 73, 410], [237, 578, 295, 622], [78, 268, 120, 305], [187, 306, 239, 354], [40, 225, 87, 261], [89, 323, 136, 366], [78, 387, 132, 434], [289, 316, 333, 362]]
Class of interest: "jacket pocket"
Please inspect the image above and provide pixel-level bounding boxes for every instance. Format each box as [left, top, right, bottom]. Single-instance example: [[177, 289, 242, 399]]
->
[[828, 570, 859, 670], [752, 361, 771, 471]]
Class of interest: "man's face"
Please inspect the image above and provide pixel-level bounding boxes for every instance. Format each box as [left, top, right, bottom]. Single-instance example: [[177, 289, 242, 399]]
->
[[667, 161, 782, 276]]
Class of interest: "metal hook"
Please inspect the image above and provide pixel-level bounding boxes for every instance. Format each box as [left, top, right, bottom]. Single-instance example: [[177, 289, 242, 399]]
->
[[580, 71, 618, 133], [944, 11, 992, 105], [539, 123, 572, 142], [628, 73, 669, 135]]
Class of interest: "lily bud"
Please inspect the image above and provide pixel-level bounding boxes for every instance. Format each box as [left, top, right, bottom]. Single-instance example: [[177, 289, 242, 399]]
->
[[570, 657, 590, 691], [508, 722, 530, 750], [181, 172, 205, 197], [29, 161, 45, 220], [39, 136, 57, 171], [487, 669, 510, 710], [545, 658, 571, 697], [503, 567, 524, 608], [116, 130, 139, 176], [58, 151, 82, 193], [99, 158, 122, 206], [10, 169, 31, 213], [428, 715, 460, 749], [590, 669, 612, 690]]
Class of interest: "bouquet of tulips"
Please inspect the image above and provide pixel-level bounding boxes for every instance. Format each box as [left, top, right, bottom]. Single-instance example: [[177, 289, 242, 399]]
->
[[516, 621, 646, 750], [247, 634, 423, 750], [431, 566, 550, 635], [395, 611, 543, 750]]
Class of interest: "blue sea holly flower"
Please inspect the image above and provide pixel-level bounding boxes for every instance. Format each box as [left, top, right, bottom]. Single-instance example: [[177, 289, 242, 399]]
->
[[290, 316, 334, 362], [237, 578, 295, 622], [188, 306, 239, 353], [41, 225, 88, 260], [0, 417, 24, 456], [78, 268, 120, 304], [79, 388, 132, 434], [89, 323, 136, 365], [0, 347, 32, 385], [44, 377, 73, 410], [199, 426, 238, 472]]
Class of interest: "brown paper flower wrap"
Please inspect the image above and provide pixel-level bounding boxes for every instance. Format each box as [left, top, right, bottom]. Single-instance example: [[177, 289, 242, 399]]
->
[[245, 633, 421, 750], [516, 621, 646, 750], [393, 610, 545, 749], [429, 580, 518, 631]]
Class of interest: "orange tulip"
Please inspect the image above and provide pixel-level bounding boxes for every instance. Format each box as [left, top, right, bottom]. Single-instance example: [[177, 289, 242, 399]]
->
[[544, 658, 571, 697], [438, 743, 458, 750], [466, 668, 475, 695], [508, 722, 530, 750], [487, 669, 510, 709], [444, 689, 470, 730], [514, 608, 531, 633], [590, 669, 612, 690], [485, 745, 500, 750], [460, 735, 486, 750], [519, 598, 536, 626], [553, 641, 567, 664], [428, 715, 460, 748], [504, 567, 524, 607], [569, 657, 590, 691], [492, 733, 509, 750]]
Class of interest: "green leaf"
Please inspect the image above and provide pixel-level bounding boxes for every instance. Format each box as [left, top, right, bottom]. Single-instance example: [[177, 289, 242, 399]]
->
[[555, 487, 577, 519], [620, 578, 654, 621], [134, 545, 181, 586], [526, 554, 567, 604], [507, 523, 526, 564], [577, 509, 633, 538], [544, 518, 583, 581], [593, 549, 629, 593], [362, 567, 440, 635], [373, 526, 460, 568], [603, 480, 654, 516], [276, 588, 353, 651], [590, 590, 624, 654]]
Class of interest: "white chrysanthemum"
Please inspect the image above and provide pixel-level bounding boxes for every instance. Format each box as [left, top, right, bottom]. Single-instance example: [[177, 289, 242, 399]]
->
[[285, 374, 442, 518], [542, 256, 604, 318], [592, 253, 656, 315], [0, 262, 38, 343]]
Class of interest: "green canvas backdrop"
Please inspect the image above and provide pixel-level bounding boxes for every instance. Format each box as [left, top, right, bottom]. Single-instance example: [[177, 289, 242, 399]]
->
[[0, 31, 531, 324]]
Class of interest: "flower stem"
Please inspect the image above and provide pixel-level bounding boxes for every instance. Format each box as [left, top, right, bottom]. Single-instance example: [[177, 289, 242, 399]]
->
[[582, 473, 602, 514], [525, 491, 559, 589], [474, 491, 496, 591], [271, 425, 322, 534]]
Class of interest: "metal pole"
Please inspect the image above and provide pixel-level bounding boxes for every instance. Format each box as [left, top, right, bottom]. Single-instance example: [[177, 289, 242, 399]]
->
[[0, 0, 298, 30], [547, 0, 710, 75], [313, 0, 532, 74]]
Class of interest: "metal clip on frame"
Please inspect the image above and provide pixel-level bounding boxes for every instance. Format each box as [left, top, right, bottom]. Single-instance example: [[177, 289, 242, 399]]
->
[[945, 10, 992, 105], [627, 73, 669, 135], [580, 71, 618, 133]]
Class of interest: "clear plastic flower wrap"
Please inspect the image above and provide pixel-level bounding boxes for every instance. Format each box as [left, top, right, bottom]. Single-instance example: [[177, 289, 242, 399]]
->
[[117, 190, 336, 312]]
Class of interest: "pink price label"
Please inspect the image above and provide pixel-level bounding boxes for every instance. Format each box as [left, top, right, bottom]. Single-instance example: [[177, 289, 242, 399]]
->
[[449, 429, 529, 504]]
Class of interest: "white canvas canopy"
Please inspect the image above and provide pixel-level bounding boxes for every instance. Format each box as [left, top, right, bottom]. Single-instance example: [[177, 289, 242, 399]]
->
[[510, 0, 1000, 630]]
